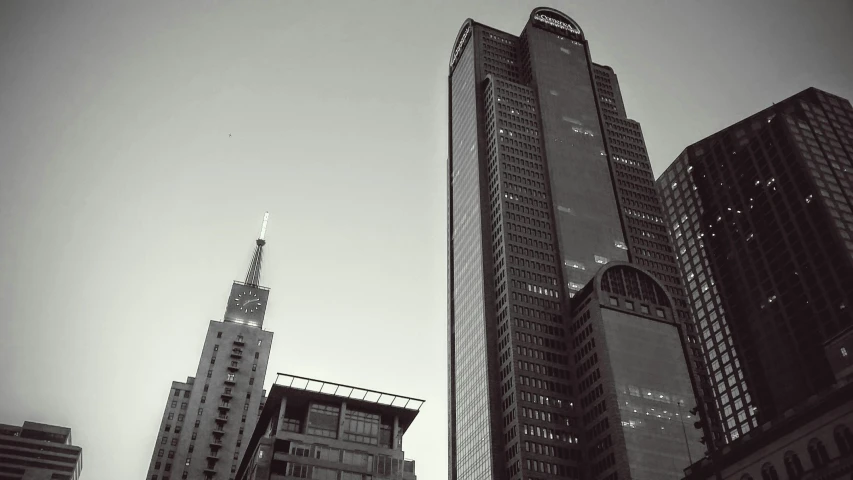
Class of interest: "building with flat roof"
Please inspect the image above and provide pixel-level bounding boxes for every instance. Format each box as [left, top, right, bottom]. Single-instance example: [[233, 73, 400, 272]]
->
[[235, 374, 422, 480], [0, 421, 82, 480], [657, 88, 853, 444], [145, 215, 274, 480]]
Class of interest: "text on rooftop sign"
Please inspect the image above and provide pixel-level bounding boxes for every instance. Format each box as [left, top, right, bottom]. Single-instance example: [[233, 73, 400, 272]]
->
[[533, 14, 581, 35], [450, 26, 471, 70]]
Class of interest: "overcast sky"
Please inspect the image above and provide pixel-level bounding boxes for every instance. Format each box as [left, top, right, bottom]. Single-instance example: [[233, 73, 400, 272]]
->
[[0, 1, 851, 479]]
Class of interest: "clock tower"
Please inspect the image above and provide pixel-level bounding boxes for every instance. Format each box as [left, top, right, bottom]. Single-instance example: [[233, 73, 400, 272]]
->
[[225, 213, 271, 327], [145, 213, 275, 480]]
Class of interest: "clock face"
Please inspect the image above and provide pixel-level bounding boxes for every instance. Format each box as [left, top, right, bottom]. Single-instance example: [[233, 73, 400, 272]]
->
[[234, 290, 263, 314]]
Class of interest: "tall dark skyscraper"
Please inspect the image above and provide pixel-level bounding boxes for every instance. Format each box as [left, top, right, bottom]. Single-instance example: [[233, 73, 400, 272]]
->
[[447, 8, 708, 480], [658, 88, 853, 443], [146, 215, 274, 480]]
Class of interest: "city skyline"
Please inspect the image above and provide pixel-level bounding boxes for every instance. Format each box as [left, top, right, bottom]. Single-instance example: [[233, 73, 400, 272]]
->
[[1, 2, 851, 480]]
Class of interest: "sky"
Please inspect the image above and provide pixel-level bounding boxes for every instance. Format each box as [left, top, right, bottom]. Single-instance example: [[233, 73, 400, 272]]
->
[[0, 1, 851, 479]]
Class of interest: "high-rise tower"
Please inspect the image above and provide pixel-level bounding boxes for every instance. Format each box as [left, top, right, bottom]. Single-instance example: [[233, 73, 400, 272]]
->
[[146, 214, 274, 480], [448, 8, 707, 480], [658, 88, 853, 442]]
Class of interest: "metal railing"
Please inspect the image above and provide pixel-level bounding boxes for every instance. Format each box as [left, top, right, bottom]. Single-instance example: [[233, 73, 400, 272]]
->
[[274, 373, 425, 411]]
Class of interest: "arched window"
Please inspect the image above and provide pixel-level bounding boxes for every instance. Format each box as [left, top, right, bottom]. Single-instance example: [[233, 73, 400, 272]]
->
[[835, 425, 853, 455], [808, 438, 830, 468], [760, 463, 779, 480], [784, 451, 804, 478]]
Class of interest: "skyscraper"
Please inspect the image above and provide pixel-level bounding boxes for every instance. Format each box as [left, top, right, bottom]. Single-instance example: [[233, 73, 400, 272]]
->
[[657, 88, 853, 442], [0, 421, 83, 480], [146, 215, 274, 480], [447, 8, 708, 480]]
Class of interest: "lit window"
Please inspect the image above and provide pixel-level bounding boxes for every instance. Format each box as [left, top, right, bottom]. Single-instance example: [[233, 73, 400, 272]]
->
[[842, 347, 848, 357], [594, 255, 608, 264]]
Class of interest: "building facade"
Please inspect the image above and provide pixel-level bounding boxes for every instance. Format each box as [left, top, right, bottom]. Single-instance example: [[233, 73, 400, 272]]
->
[[682, 331, 853, 480], [235, 374, 422, 480], [0, 421, 82, 480], [657, 88, 853, 443], [447, 7, 710, 480], [146, 217, 274, 480]]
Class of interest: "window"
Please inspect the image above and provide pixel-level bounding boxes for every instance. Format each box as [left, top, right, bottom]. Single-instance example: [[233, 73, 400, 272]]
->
[[252, 363, 257, 371], [760, 463, 779, 480], [237, 335, 244, 343], [307, 403, 340, 438], [184, 391, 190, 398], [640, 305, 649, 314], [226, 374, 236, 382], [165, 425, 171, 432], [171, 438, 178, 446], [315, 446, 341, 462], [217, 332, 222, 338], [168, 413, 174, 420], [161, 436, 167, 445], [168, 451, 175, 459], [835, 425, 853, 454], [843, 347, 849, 357], [158, 449, 164, 457], [171, 401, 177, 408], [784, 451, 804, 477], [249, 378, 254, 385], [287, 464, 309, 478], [609, 297, 619, 306], [625, 301, 634, 310], [255, 352, 260, 359], [808, 438, 830, 467], [656, 308, 665, 318], [313, 467, 337, 480], [178, 414, 184, 422], [155, 462, 162, 469], [343, 409, 381, 445], [291, 444, 311, 457]]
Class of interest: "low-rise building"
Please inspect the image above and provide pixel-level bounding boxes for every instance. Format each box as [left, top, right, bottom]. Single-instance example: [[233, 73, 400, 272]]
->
[[235, 374, 422, 480], [0, 421, 82, 480]]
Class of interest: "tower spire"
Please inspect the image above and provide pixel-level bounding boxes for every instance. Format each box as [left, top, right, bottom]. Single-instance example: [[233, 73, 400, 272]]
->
[[244, 212, 268, 287]]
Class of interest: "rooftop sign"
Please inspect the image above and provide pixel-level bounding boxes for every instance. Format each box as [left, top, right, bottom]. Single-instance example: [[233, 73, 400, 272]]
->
[[450, 26, 471, 70], [533, 13, 581, 36]]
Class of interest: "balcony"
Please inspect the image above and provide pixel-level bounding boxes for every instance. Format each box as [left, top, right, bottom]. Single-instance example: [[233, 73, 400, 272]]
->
[[212, 427, 225, 436], [230, 349, 243, 359], [218, 402, 231, 411], [209, 439, 223, 448], [221, 390, 233, 400], [227, 362, 240, 372], [203, 465, 217, 474], [206, 452, 220, 461], [234, 337, 245, 346], [215, 415, 229, 424], [224, 377, 236, 385]]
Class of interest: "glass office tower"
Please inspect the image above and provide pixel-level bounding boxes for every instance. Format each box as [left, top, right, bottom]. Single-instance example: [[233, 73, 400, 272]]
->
[[448, 8, 710, 480], [658, 88, 853, 442]]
